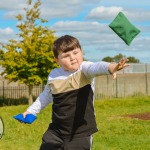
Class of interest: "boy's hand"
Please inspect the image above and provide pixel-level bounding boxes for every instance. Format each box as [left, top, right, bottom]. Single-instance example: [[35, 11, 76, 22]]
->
[[23, 111, 32, 118], [19, 111, 31, 123], [14, 112, 37, 124], [109, 58, 129, 80]]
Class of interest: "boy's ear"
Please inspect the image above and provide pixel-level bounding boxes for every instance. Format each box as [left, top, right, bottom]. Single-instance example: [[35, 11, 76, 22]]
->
[[54, 58, 59, 64]]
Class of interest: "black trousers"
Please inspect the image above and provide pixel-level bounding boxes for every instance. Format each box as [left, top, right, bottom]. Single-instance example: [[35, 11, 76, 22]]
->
[[40, 130, 92, 150]]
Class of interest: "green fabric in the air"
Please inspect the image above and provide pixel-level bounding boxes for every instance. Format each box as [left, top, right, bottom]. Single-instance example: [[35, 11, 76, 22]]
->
[[109, 12, 140, 45]]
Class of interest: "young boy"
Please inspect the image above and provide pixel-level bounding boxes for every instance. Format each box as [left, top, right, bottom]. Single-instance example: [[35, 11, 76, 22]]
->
[[23, 35, 128, 150]]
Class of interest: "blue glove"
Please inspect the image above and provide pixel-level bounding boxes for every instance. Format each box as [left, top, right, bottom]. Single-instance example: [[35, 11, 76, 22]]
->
[[13, 114, 37, 124]]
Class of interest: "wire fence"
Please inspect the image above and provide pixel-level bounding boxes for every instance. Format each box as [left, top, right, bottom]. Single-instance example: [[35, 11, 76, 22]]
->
[[0, 85, 44, 106], [0, 63, 150, 105]]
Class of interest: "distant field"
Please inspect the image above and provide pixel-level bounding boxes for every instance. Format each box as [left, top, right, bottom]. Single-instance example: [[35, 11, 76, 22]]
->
[[0, 96, 150, 150]]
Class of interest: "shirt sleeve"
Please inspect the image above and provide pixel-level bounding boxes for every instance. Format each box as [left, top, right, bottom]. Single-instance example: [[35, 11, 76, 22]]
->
[[81, 61, 111, 79], [27, 84, 53, 116]]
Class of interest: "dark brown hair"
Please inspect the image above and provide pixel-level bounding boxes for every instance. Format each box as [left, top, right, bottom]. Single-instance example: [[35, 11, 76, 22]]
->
[[52, 35, 81, 58]]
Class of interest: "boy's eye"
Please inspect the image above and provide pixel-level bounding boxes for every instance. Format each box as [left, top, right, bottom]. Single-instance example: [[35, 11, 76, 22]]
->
[[73, 51, 78, 54], [63, 54, 69, 58]]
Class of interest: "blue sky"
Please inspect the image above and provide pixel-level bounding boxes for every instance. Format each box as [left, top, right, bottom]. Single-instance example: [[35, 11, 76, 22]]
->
[[0, 0, 150, 63]]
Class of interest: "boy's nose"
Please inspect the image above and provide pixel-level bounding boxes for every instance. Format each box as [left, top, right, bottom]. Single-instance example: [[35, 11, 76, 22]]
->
[[70, 54, 74, 61]]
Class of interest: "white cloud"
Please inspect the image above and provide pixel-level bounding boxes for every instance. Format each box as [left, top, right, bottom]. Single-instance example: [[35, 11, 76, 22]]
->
[[125, 10, 150, 22], [0, 27, 16, 44], [51, 21, 108, 33], [0, 0, 26, 10], [87, 6, 150, 22], [41, 0, 100, 19], [0, 0, 100, 19], [4, 10, 25, 20], [87, 6, 124, 20], [44, 0, 100, 5], [0, 27, 14, 34]]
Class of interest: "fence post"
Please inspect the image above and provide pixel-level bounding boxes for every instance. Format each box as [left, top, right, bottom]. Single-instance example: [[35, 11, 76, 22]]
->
[[106, 75, 109, 98], [145, 64, 148, 95], [116, 77, 118, 98]]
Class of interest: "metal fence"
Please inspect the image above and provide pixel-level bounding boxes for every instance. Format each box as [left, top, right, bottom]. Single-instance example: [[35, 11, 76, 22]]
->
[[0, 63, 150, 105], [0, 83, 44, 105], [0, 85, 44, 100]]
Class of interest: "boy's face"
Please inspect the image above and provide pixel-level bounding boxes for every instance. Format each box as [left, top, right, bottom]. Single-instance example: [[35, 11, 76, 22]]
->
[[55, 48, 83, 72]]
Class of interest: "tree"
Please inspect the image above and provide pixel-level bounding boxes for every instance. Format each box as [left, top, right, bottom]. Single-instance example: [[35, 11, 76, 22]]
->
[[127, 56, 140, 63], [102, 53, 140, 63], [102, 56, 114, 62], [113, 53, 124, 62], [0, 0, 58, 105]]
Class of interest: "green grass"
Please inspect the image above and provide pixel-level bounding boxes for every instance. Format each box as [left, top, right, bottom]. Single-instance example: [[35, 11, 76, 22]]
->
[[0, 96, 150, 150]]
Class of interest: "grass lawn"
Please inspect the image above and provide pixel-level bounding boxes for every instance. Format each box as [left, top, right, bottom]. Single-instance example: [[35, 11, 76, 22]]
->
[[0, 96, 150, 150]]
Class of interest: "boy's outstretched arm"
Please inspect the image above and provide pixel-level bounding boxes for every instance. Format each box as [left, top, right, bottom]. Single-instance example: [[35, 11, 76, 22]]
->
[[108, 58, 129, 79], [82, 58, 129, 79], [22, 84, 53, 118]]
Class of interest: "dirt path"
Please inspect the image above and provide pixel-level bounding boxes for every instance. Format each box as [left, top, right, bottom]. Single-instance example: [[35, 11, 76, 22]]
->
[[125, 112, 150, 120]]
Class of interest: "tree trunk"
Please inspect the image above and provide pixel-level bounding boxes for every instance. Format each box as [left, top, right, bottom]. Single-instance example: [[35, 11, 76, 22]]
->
[[28, 85, 33, 105]]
